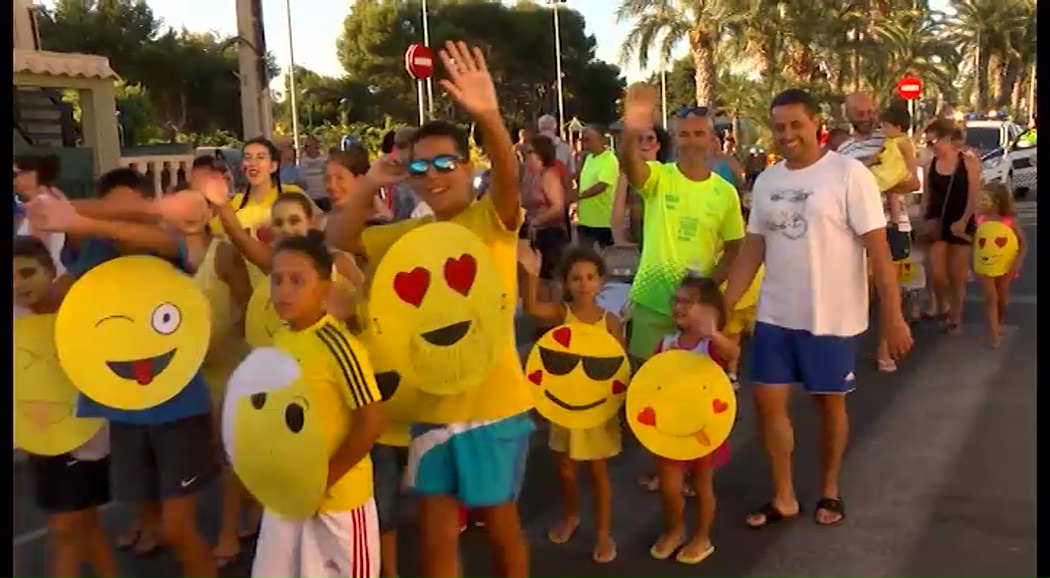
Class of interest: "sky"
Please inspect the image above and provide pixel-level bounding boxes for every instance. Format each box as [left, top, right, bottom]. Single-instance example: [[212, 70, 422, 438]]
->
[[41, 0, 951, 87], [39, 0, 648, 84]]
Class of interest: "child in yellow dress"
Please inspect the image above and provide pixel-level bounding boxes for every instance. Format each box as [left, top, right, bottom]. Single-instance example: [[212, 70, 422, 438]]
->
[[519, 243, 623, 564]]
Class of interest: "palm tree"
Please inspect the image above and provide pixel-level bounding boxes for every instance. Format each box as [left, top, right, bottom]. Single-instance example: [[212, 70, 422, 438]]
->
[[945, 0, 1029, 111], [615, 0, 759, 107]]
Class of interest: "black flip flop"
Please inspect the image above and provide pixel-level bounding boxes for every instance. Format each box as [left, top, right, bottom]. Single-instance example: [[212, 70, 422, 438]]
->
[[745, 502, 802, 529], [814, 497, 846, 526]]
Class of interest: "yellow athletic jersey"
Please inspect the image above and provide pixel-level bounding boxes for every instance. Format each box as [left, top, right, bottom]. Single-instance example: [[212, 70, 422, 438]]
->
[[361, 194, 533, 424], [194, 238, 248, 402], [272, 314, 382, 512]]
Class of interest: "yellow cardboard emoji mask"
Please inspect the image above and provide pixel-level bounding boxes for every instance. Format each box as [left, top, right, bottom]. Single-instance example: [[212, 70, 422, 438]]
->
[[973, 221, 1019, 277], [627, 350, 737, 460], [14, 315, 104, 456], [56, 256, 211, 410], [369, 222, 509, 395], [525, 323, 630, 430], [897, 260, 915, 284], [245, 282, 286, 347], [720, 264, 765, 311], [223, 347, 327, 519]]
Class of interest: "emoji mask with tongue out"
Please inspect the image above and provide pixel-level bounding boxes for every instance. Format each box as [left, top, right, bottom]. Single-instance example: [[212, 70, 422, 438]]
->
[[972, 220, 1019, 277], [55, 256, 211, 410], [368, 222, 510, 396], [626, 349, 737, 460], [14, 314, 104, 456], [525, 323, 631, 430]]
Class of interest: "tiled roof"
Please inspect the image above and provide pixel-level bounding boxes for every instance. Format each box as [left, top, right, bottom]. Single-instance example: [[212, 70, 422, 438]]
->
[[13, 49, 118, 80]]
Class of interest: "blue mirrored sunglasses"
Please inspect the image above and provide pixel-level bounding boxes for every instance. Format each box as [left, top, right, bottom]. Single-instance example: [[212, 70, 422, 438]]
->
[[407, 154, 463, 177], [675, 105, 710, 118]]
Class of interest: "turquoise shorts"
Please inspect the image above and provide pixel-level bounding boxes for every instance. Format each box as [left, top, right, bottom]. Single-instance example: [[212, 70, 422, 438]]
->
[[406, 412, 534, 508]]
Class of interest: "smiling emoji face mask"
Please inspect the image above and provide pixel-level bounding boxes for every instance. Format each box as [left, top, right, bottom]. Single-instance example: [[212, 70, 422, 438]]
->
[[223, 347, 328, 519], [526, 324, 630, 429], [14, 315, 104, 456], [55, 256, 211, 410], [627, 350, 737, 460], [370, 222, 509, 395], [973, 221, 1019, 277], [245, 282, 287, 347]]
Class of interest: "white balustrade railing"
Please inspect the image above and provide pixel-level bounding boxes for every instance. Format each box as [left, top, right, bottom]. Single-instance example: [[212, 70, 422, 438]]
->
[[118, 154, 195, 198]]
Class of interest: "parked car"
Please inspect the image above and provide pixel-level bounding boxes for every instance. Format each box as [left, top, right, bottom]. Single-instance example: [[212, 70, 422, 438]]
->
[[981, 136, 1037, 198]]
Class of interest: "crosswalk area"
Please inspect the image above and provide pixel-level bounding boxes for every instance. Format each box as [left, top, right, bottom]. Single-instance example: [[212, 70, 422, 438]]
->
[[1014, 201, 1037, 227]]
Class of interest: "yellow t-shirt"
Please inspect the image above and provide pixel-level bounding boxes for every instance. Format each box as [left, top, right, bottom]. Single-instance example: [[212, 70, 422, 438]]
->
[[194, 238, 248, 402], [629, 162, 745, 315], [361, 195, 533, 424], [208, 184, 308, 288], [577, 150, 621, 228], [272, 314, 381, 512]]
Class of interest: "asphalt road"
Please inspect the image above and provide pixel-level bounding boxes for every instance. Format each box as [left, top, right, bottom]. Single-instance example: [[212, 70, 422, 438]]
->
[[13, 204, 1039, 578]]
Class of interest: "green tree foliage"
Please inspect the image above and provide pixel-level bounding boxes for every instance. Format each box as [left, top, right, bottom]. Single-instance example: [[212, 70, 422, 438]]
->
[[35, 0, 279, 144], [334, 0, 626, 128]]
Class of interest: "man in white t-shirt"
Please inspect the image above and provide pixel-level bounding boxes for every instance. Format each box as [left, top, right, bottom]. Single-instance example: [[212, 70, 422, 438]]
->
[[299, 136, 330, 211], [724, 89, 912, 529]]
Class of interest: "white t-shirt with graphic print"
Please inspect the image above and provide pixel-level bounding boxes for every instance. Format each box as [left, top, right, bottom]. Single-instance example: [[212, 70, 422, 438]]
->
[[747, 152, 886, 337]]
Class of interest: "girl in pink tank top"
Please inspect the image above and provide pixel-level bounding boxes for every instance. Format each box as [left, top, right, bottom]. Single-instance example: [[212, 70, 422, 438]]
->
[[974, 183, 1026, 347]]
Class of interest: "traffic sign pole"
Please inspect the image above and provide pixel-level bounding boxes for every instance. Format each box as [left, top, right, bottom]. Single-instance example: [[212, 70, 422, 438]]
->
[[895, 75, 923, 139], [405, 44, 435, 126]]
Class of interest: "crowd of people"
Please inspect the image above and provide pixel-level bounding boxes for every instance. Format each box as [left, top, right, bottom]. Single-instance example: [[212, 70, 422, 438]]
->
[[11, 37, 1028, 578]]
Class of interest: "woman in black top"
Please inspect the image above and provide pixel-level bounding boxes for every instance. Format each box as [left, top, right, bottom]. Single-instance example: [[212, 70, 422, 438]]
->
[[919, 119, 980, 333]]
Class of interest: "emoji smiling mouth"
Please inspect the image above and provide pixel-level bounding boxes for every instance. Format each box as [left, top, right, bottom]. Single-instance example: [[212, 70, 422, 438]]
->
[[420, 321, 471, 346], [18, 401, 73, 427], [106, 349, 177, 385], [375, 371, 402, 401], [544, 391, 607, 412]]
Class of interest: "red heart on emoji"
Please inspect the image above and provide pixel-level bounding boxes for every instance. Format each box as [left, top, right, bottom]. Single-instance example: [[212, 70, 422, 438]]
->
[[444, 254, 477, 296], [552, 326, 572, 348], [528, 370, 543, 385], [994, 236, 1008, 248], [393, 267, 431, 307], [611, 380, 626, 395], [636, 406, 656, 426], [978, 237, 987, 248], [712, 399, 728, 414], [256, 226, 274, 244]]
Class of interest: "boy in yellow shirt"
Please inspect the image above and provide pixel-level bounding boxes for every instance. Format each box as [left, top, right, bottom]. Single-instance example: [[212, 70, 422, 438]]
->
[[250, 232, 384, 577], [328, 41, 531, 578]]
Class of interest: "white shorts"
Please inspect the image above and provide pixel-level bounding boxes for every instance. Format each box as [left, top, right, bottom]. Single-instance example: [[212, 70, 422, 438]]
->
[[251, 498, 380, 578]]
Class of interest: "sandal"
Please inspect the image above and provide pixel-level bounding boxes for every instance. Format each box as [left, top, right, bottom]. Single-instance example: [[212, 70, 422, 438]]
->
[[547, 517, 579, 545], [637, 474, 660, 492], [649, 533, 684, 560], [745, 502, 801, 529], [675, 543, 715, 565], [876, 359, 898, 373], [814, 496, 847, 526], [592, 539, 617, 564]]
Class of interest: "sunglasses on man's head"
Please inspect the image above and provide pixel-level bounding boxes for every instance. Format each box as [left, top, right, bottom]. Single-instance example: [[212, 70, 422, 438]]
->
[[407, 154, 463, 177], [675, 106, 710, 118]]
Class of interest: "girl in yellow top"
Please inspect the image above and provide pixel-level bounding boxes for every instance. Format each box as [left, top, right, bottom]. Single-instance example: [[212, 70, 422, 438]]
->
[[209, 137, 315, 288], [250, 230, 384, 578], [519, 244, 623, 564], [207, 184, 364, 326]]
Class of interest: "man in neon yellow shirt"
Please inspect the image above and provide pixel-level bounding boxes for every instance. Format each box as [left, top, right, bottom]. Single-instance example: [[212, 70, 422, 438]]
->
[[576, 125, 620, 247], [617, 89, 746, 360]]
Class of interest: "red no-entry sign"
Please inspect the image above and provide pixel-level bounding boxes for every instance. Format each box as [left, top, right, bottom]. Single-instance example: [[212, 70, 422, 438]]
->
[[405, 44, 434, 80], [896, 75, 923, 101]]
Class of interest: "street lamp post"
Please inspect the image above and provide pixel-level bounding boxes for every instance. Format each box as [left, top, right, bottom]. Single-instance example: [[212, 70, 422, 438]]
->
[[550, 0, 566, 139], [284, 0, 300, 161], [660, 59, 668, 128], [422, 0, 434, 121]]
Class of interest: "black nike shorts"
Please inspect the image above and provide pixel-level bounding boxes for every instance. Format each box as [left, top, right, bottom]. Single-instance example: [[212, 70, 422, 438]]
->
[[109, 413, 220, 502], [30, 454, 111, 513]]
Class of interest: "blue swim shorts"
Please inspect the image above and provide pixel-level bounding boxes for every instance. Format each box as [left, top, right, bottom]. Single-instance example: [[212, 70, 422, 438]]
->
[[405, 412, 534, 508]]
